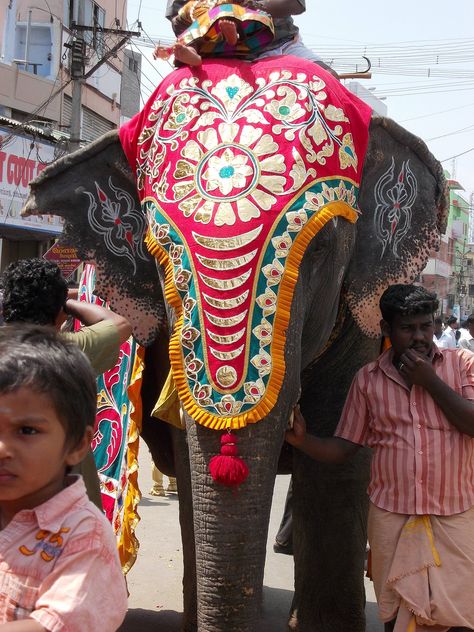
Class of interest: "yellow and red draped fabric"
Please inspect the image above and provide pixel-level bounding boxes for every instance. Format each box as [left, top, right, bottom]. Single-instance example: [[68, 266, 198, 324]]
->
[[77, 264, 143, 572], [120, 57, 372, 431], [176, 1, 275, 58]]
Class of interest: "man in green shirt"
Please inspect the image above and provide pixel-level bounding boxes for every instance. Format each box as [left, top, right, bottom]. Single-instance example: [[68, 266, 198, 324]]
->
[[0, 258, 132, 508]]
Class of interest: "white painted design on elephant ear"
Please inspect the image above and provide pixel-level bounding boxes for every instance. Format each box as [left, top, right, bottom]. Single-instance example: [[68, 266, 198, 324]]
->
[[85, 177, 148, 274], [373, 158, 418, 259]]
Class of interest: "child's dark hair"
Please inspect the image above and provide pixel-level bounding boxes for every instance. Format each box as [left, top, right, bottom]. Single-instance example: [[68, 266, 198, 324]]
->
[[379, 284, 439, 325], [1, 258, 68, 326], [0, 325, 96, 447]]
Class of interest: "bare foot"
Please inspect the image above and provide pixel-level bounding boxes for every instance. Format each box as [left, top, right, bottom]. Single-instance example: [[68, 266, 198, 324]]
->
[[218, 18, 239, 46], [173, 43, 202, 66], [153, 45, 172, 61]]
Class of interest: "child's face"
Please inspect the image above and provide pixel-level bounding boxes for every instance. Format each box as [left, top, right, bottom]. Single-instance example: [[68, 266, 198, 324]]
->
[[0, 386, 90, 519]]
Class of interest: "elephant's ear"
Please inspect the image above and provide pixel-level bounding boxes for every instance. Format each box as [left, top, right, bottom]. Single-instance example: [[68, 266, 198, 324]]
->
[[345, 116, 448, 337], [22, 131, 165, 345]]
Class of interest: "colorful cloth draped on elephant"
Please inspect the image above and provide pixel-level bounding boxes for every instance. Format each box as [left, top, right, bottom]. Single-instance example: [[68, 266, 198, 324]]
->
[[174, 0, 275, 57], [77, 264, 142, 572], [119, 56, 372, 431]]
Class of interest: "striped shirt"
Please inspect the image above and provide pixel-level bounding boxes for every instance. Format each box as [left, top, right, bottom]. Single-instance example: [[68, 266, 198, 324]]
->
[[335, 346, 474, 516]]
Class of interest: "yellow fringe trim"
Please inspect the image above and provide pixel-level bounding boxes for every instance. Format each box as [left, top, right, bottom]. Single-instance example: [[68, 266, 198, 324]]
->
[[407, 615, 417, 632], [146, 200, 357, 430], [117, 344, 145, 574]]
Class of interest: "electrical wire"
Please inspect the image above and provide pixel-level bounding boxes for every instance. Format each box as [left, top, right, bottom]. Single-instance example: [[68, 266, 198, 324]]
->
[[426, 125, 474, 143], [441, 147, 474, 163], [400, 102, 474, 123]]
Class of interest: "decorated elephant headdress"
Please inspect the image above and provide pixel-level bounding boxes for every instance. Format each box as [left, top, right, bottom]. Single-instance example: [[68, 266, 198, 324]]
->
[[119, 56, 373, 436], [22, 56, 446, 486]]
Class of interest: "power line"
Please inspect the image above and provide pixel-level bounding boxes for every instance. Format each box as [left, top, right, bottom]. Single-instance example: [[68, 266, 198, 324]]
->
[[426, 125, 474, 143], [400, 102, 474, 122], [441, 147, 474, 163]]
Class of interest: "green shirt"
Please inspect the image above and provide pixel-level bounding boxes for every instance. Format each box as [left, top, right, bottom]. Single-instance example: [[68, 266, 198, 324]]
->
[[63, 321, 121, 376]]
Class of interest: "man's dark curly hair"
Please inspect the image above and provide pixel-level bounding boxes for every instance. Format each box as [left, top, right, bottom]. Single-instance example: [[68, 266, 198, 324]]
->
[[1, 258, 68, 326], [379, 284, 439, 325]]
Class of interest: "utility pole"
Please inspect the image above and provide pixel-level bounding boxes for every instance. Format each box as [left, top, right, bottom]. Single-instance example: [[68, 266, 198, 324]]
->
[[69, 0, 85, 152], [68, 3, 140, 152]]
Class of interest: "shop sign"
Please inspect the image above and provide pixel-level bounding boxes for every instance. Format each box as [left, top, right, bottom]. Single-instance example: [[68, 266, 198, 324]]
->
[[0, 127, 63, 234], [43, 243, 81, 279]]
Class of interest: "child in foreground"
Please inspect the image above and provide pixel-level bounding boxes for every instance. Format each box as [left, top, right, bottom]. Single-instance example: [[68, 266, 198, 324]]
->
[[0, 326, 128, 631]]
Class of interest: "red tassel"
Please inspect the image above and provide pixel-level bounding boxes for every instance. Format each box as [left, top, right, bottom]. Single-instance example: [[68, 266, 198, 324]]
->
[[209, 432, 249, 488]]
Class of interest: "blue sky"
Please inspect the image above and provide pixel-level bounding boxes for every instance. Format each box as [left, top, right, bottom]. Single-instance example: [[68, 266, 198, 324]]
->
[[126, 0, 474, 202]]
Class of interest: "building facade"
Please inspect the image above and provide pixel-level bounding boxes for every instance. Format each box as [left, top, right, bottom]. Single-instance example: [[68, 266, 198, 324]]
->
[[0, 0, 140, 269], [420, 173, 473, 320]]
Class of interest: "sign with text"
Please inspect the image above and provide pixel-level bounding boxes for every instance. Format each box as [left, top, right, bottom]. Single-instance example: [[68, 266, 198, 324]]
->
[[0, 128, 63, 235], [43, 243, 81, 279]]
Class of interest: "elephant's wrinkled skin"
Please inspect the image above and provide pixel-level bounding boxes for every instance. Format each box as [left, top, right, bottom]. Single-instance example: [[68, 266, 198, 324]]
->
[[22, 70, 446, 632]]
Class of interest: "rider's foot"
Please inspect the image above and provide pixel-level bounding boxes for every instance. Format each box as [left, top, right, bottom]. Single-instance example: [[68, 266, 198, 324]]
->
[[173, 43, 202, 66], [218, 19, 239, 46]]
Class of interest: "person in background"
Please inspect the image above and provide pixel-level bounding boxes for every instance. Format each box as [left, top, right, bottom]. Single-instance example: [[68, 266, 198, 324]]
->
[[459, 314, 474, 354], [458, 319, 470, 345], [150, 463, 177, 497], [0, 325, 128, 630], [1, 259, 132, 376], [0, 259, 132, 509], [286, 284, 474, 632], [432, 316, 444, 342], [273, 478, 293, 555], [436, 314, 458, 349]]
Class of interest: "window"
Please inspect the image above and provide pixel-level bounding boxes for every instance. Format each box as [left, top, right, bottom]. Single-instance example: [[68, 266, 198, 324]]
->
[[128, 55, 138, 73], [13, 23, 53, 77]]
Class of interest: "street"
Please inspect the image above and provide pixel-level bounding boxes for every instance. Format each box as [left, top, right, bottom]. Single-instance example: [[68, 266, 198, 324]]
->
[[119, 444, 382, 632]]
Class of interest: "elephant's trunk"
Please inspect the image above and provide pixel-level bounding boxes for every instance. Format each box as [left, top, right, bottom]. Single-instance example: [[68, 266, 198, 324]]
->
[[185, 412, 289, 632]]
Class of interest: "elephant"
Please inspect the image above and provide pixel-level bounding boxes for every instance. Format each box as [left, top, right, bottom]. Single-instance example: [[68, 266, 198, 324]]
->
[[22, 55, 447, 632]]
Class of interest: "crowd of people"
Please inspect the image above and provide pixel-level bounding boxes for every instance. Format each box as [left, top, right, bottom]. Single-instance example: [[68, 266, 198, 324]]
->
[[0, 2, 473, 631]]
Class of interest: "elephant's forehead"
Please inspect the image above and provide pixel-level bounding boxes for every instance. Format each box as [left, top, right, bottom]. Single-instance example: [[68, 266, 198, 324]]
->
[[119, 59, 373, 430]]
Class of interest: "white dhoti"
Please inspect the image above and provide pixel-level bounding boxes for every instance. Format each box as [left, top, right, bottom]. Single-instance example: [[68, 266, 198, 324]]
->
[[368, 502, 474, 632]]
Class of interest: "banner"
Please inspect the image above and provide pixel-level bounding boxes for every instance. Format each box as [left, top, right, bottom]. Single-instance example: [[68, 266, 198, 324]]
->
[[0, 127, 63, 234]]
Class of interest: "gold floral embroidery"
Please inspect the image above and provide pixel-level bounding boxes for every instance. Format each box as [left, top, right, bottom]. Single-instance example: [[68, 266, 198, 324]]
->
[[192, 225, 263, 250], [204, 310, 248, 327], [198, 268, 252, 290], [202, 290, 249, 309], [196, 249, 257, 271], [215, 365, 238, 388], [208, 328, 246, 345], [209, 344, 244, 361]]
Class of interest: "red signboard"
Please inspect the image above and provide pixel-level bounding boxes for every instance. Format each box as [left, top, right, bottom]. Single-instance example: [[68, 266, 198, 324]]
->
[[43, 244, 81, 279]]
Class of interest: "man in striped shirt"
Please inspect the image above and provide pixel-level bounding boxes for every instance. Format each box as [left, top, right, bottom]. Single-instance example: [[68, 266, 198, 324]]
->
[[287, 284, 474, 632]]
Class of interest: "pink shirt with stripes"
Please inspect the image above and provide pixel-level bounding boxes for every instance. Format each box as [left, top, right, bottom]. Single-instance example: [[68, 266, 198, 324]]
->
[[335, 346, 474, 516]]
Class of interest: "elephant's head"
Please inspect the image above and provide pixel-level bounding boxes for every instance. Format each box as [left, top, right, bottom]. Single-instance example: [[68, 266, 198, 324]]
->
[[22, 56, 446, 632]]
